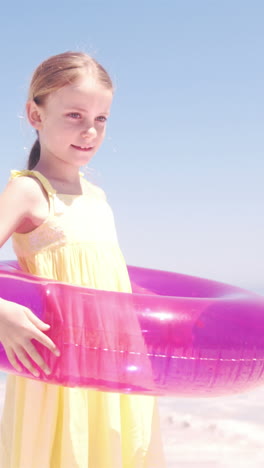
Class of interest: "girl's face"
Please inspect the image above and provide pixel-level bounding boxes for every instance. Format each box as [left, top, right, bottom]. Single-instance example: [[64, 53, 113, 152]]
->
[[28, 75, 113, 168]]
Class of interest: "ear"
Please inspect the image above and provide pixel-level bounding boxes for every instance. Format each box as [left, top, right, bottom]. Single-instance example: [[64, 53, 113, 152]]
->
[[26, 101, 43, 130]]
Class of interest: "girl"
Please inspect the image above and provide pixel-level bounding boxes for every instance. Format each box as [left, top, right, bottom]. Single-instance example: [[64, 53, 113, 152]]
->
[[0, 52, 166, 468]]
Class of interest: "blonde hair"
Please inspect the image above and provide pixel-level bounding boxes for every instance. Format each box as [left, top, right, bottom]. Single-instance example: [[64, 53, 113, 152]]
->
[[27, 51, 113, 169]]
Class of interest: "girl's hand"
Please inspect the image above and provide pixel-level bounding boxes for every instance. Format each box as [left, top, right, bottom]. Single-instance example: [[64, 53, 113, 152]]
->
[[0, 298, 60, 377]]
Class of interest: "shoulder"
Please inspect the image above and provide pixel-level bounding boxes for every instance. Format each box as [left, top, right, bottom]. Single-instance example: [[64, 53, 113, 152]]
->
[[0, 173, 48, 240], [8, 174, 42, 196], [6, 173, 47, 207]]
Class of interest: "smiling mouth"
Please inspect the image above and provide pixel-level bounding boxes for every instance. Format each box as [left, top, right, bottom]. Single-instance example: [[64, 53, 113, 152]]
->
[[71, 144, 94, 152]]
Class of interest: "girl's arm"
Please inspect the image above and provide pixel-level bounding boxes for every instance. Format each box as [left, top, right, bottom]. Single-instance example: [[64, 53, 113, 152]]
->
[[0, 177, 60, 377]]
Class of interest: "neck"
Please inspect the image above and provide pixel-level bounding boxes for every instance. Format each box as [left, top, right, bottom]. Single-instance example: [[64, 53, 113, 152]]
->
[[34, 158, 81, 186]]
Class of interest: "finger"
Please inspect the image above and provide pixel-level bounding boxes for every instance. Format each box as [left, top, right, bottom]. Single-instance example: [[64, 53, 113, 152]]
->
[[24, 308, 51, 330], [5, 347, 22, 373], [14, 346, 40, 377], [32, 329, 60, 356], [24, 341, 51, 375]]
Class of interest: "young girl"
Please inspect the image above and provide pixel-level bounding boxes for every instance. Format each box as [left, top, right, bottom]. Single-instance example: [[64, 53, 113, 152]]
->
[[0, 52, 166, 468]]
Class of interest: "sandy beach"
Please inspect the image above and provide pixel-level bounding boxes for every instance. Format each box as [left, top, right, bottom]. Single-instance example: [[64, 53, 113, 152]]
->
[[1, 374, 264, 467], [159, 387, 264, 467]]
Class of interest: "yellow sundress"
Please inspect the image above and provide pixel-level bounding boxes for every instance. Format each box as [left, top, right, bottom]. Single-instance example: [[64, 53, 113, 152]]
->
[[0, 170, 166, 468]]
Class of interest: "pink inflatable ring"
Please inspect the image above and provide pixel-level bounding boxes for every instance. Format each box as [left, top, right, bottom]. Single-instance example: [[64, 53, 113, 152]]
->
[[0, 260, 264, 397]]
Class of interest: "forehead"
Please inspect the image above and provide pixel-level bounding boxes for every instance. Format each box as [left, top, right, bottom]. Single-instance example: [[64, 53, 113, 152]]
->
[[46, 77, 113, 110]]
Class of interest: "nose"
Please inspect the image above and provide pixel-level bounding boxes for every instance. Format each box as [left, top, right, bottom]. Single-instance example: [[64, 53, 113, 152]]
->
[[81, 124, 97, 139]]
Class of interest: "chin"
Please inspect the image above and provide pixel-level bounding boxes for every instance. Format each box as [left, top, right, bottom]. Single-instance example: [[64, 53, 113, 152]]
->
[[75, 156, 94, 167]]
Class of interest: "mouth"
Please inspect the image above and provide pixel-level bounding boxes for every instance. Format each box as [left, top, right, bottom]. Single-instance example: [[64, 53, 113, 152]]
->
[[71, 144, 94, 152]]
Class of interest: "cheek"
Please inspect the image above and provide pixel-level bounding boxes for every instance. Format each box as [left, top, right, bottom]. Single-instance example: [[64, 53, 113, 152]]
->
[[52, 121, 74, 140], [98, 126, 106, 140], [43, 124, 67, 147]]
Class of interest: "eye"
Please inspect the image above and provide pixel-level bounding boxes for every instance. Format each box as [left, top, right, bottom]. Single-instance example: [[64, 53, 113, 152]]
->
[[67, 112, 81, 119], [96, 115, 108, 123]]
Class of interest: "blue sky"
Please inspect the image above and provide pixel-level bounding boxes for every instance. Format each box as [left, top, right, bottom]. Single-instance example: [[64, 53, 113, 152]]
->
[[0, 0, 264, 291]]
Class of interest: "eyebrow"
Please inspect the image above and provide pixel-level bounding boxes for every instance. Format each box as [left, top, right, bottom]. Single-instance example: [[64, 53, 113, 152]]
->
[[65, 106, 110, 114]]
